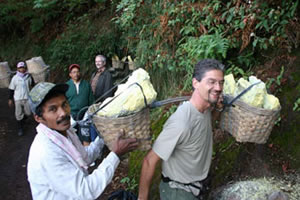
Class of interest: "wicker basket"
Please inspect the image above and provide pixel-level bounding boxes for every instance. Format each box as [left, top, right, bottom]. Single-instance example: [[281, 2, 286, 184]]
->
[[128, 61, 136, 70], [220, 95, 281, 144], [90, 105, 152, 151], [0, 62, 11, 88], [112, 60, 124, 69], [30, 66, 50, 83], [0, 74, 11, 88]]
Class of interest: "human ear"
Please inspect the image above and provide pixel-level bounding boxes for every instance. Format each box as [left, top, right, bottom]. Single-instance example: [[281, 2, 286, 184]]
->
[[192, 78, 199, 89], [34, 114, 44, 123]]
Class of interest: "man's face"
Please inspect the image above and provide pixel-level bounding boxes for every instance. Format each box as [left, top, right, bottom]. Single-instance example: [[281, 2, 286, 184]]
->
[[35, 94, 71, 133], [193, 69, 224, 105], [95, 57, 105, 69], [69, 67, 81, 82], [17, 67, 26, 74]]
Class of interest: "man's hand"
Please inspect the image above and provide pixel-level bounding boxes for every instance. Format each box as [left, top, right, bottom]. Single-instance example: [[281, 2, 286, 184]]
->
[[111, 130, 139, 157], [8, 99, 13, 108]]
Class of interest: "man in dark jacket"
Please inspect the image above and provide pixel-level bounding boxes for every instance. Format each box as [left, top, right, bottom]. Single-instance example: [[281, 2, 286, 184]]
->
[[90, 55, 114, 102]]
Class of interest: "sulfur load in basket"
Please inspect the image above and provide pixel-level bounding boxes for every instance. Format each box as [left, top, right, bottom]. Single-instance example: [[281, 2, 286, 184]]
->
[[90, 68, 157, 151], [220, 74, 281, 144], [26, 56, 50, 83], [0, 62, 12, 88], [112, 55, 126, 69]]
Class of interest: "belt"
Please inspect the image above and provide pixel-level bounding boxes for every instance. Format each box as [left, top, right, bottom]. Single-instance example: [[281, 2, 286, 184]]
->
[[161, 174, 203, 190]]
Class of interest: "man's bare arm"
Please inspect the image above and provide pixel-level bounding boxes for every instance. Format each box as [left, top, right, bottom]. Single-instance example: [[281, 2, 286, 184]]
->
[[138, 149, 161, 200]]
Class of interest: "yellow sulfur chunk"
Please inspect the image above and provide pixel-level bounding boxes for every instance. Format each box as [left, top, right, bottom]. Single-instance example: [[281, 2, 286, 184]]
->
[[128, 56, 133, 62], [235, 77, 266, 108], [223, 74, 236, 96], [112, 55, 119, 61], [234, 78, 251, 97], [263, 94, 280, 110], [224, 74, 280, 110], [96, 68, 157, 117]]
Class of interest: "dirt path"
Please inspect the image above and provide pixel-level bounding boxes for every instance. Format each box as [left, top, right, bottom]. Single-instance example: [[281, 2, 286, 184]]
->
[[0, 88, 36, 199]]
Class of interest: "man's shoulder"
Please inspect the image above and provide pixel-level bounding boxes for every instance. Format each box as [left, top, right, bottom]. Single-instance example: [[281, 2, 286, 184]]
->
[[66, 79, 73, 84], [80, 79, 90, 85], [172, 102, 191, 117], [103, 69, 112, 75], [31, 132, 67, 157], [11, 74, 18, 81]]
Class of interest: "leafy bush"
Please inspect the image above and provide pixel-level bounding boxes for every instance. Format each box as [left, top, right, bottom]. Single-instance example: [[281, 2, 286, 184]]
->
[[114, 0, 299, 92]]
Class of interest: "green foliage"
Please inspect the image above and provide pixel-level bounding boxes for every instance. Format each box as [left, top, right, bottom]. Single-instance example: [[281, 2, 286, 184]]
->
[[113, 0, 298, 93], [0, 0, 35, 35], [266, 66, 285, 93], [225, 63, 253, 79], [177, 32, 230, 90], [46, 27, 121, 76], [30, 18, 44, 33], [293, 98, 300, 112], [163, 105, 177, 119], [33, 0, 88, 10], [120, 177, 138, 191]]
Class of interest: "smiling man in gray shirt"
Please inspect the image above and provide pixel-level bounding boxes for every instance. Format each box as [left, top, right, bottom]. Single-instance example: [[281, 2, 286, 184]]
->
[[138, 59, 225, 200]]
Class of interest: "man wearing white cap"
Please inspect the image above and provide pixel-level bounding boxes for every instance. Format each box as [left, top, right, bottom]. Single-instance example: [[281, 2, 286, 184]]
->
[[8, 61, 35, 136]]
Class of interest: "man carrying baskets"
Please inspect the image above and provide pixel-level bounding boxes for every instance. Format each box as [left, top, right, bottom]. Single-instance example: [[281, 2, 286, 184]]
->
[[27, 82, 138, 200], [138, 59, 225, 200], [8, 61, 35, 136]]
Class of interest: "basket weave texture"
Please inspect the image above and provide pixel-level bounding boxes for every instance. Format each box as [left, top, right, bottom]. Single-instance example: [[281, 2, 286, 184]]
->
[[0, 75, 11, 88], [220, 95, 280, 144], [128, 61, 136, 70], [0, 62, 11, 88], [91, 106, 152, 151], [31, 66, 49, 83], [112, 60, 124, 69]]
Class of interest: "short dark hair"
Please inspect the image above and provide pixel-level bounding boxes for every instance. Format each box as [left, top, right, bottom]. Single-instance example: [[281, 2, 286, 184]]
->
[[193, 59, 225, 82], [35, 91, 66, 117]]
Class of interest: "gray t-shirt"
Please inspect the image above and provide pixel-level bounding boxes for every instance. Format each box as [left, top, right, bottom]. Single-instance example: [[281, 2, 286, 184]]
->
[[153, 101, 212, 183]]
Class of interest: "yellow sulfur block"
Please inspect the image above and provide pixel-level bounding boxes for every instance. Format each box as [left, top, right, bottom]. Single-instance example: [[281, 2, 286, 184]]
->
[[263, 94, 280, 110], [96, 68, 157, 117], [223, 73, 236, 96]]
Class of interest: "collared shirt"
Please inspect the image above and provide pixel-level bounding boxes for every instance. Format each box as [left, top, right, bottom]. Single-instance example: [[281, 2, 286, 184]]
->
[[8, 74, 33, 100], [27, 125, 120, 200], [90, 69, 113, 102], [90, 71, 102, 94], [74, 81, 80, 94]]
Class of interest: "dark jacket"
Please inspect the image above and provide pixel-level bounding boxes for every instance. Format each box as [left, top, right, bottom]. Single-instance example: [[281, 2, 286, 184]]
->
[[91, 69, 114, 102]]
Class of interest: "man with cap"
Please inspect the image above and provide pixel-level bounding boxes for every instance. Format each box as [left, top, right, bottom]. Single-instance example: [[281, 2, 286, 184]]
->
[[27, 82, 139, 200], [66, 64, 94, 146], [8, 61, 35, 136]]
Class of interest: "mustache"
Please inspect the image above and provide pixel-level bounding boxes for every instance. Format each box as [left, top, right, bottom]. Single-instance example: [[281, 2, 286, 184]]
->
[[56, 115, 70, 125]]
